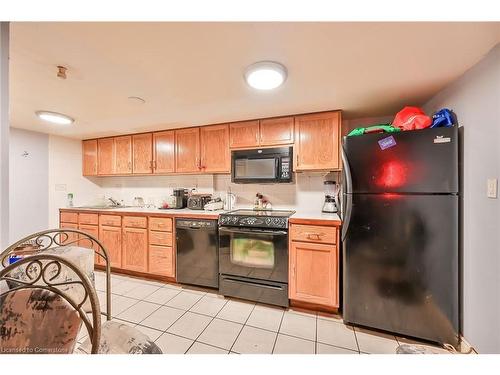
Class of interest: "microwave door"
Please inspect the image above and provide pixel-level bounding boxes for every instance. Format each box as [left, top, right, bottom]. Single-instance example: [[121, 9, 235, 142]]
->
[[233, 157, 278, 183]]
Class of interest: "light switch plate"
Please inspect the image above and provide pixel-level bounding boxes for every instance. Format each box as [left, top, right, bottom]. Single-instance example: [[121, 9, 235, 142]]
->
[[487, 178, 498, 199], [55, 184, 67, 192]]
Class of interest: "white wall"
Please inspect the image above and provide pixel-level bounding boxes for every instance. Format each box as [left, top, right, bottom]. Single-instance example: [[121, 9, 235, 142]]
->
[[9, 128, 49, 242], [0, 23, 9, 248], [424, 44, 500, 353]]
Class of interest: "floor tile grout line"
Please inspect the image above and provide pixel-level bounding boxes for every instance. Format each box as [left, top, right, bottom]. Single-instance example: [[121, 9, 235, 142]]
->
[[314, 314, 318, 354], [228, 303, 257, 354], [271, 309, 286, 354], [182, 298, 230, 353]]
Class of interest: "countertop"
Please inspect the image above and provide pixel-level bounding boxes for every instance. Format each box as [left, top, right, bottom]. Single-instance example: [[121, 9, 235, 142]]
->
[[60, 207, 342, 225]]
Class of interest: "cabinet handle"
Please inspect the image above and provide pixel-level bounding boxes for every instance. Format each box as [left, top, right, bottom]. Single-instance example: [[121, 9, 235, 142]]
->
[[305, 232, 323, 240], [128, 161, 132, 171], [255, 133, 258, 143]]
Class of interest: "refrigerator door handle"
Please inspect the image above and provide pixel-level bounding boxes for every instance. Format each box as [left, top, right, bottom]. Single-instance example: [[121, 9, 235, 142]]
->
[[341, 144, 353, 241]]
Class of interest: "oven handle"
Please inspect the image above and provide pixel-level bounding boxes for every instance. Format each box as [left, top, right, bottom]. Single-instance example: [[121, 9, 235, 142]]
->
[[221, 276, 285, 291], [219, 227, 287, 236]]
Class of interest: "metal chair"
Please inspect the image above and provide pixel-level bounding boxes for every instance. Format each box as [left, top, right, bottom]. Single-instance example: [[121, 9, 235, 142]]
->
[[0, 254, 101, 354]]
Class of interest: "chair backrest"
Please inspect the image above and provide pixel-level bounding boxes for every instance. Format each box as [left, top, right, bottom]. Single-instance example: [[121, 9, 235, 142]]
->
[[0, 254, 101, 354], [0, 228, 112, 321]]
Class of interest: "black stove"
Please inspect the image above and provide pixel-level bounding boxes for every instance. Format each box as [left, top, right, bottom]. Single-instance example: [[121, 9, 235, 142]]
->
[[218, 209, 295, 229]]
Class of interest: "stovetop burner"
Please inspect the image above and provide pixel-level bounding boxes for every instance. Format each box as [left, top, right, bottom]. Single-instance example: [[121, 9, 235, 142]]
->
[[219, 209, 295, 229], [225, 209, 295, 217]]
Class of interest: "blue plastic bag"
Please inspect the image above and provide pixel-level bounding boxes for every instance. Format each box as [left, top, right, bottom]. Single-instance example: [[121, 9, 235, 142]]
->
[[431, 108, 455, 128]]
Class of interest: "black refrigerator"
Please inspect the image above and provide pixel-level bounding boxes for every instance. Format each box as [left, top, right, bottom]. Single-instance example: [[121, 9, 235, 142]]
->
[[341, 126, 459, 347]]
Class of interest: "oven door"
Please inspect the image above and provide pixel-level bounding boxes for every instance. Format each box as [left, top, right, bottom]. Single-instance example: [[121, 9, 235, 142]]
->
[[219, 226, 288, 283]]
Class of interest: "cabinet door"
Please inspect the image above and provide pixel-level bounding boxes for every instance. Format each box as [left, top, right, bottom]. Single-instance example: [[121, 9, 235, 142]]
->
[[229, 120, 260, 148], [149, 245, 174, 277], [294, 111, 341, 171], [59, 222, 79, 246], [260, 117, 294, 146], [153, 130, 175, 174], [78, 224, 100, 265], [82, 139, 98, 176], [99, 225, 122, 268], [200, 124, 230, 173], [97, 138, 115, 175], [132, 133, 153, 174], [114, 135, 132, 174], [289, 241, 339, 308], [122, 227, 148, 273], [175, 127, 200, 173]]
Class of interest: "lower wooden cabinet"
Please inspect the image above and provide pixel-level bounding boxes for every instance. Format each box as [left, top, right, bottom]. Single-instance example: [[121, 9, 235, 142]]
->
[[149, 245, 174, 277], [78, 224, 100, 265], [59, 222, 79, 246], [289, 224, 339, 309], [122, 227, 148, 273], [99, 225, 122, 268]]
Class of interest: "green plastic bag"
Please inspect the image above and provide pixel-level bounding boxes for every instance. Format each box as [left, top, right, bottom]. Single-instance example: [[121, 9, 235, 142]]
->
[[348, 124, 401, 137]]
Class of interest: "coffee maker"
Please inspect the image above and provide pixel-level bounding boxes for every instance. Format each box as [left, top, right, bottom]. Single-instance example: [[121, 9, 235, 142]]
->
[[322, 180, 339, 213]]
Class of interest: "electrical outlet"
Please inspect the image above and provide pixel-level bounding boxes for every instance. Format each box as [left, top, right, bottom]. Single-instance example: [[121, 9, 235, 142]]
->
[[487, 178, 498, 199]]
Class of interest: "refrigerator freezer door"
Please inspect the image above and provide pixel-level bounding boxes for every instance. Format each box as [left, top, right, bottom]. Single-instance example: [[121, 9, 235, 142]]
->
[[343, 193, 459, 346], [343, 127, 458, 194]]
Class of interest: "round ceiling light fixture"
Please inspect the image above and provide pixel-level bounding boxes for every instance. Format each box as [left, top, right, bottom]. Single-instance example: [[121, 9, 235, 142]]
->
[[35, 110, 74, 125], [244, 61, 287, 90]]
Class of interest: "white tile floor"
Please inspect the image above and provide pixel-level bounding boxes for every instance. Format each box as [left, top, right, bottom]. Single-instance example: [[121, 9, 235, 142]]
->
[[88, 271, 448, 354]]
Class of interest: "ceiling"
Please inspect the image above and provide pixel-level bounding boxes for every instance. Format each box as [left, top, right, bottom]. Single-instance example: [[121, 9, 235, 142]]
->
[[9, 22, 500, 139]]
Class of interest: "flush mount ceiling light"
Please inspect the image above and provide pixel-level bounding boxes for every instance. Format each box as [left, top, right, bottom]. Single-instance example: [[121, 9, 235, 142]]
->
[[35, 110, 74, 125], [244, 61, 287, 90]]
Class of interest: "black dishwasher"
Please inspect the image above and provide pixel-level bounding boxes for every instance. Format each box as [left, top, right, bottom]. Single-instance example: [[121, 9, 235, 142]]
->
[[176, 218, 219, 288]]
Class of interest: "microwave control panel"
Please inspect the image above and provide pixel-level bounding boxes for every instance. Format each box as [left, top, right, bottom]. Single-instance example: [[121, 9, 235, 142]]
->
[[280, 157, 291, 181]]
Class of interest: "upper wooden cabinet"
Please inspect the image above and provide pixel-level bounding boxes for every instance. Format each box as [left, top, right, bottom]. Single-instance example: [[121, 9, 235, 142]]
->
[[97, 138, 115, 175], [114, 136, 132, 174], [260, 117, 294, 146], [85, 109, 342, 176], [153, 130, 175, 174], [175, 127, 200, 173], [294, 111, 341, 171], [132, 133, 153, 174], [200, 124, 230, 173], [82, 139, 98, 176], [229, 120, 260, 149]]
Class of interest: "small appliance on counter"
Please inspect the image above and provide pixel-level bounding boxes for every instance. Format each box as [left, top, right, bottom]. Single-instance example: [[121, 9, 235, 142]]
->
[[204, 197, 224, 211], [187, 194, 212, 210], [322, 180, 340, 213], [159, 188, 189, 209]]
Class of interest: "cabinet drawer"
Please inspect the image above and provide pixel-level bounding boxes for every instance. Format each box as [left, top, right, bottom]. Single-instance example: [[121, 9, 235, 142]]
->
[[123, 216, 147, 228], [78, 213, 98, 225], [149, 230, 173, 246], [60, 211, 78, 224], [149, 217, 172, 232], [149, 245, 174, 277], [290, 224, 337, 244], [99, 214, 122, 227]]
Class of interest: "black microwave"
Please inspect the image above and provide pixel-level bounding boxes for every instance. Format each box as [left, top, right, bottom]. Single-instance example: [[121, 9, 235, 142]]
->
[[231, 147, 293, 183]]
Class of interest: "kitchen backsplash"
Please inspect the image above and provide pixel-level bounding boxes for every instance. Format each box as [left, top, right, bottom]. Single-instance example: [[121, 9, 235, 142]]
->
[[75, 172, 339, 213]]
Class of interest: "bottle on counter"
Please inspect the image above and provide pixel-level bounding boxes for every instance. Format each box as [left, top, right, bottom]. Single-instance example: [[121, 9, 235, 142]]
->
[[67, 193, 74, 207]]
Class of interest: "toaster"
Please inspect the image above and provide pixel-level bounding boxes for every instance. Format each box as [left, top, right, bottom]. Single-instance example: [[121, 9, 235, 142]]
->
[[187, 194, 212, 210]]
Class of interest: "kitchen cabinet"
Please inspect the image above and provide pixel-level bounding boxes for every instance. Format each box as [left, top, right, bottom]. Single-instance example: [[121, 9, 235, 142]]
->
[[153, 130, 175, 174], [114, 136, 132, 174], [229, 120, 260, 149], [175, 127, 200, 173], [97, 138, 115, 175], [82, 139, 98, 176], [99, 224, 122, 268], [132, 133, 153, 174], [59, 222, 79, 246], [122, 227, 148, 273], [259, 117, 294, 146], [200, 124, 230, 173], [78, 223, 100, 265], [289, 223, 339, 309], [294, 111, 341, 171], [149, 246, 174, 277]]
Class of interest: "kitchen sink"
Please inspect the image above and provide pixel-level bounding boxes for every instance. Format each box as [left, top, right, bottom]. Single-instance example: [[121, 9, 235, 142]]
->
[[74, 205, 134, 210]]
